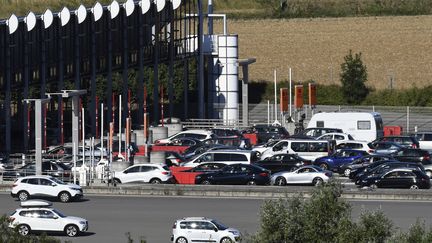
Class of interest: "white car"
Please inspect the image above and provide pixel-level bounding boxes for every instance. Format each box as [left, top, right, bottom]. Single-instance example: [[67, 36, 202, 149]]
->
[[336, 140, 375, 153], [316, 132, 354, 141], [11, 175, 83, 203], [171, 217, 242, 243], [154, 129, 216, 144], [9, 200, 88, 237], [271, 165, 332, 186], [112, 163, 173, 184]]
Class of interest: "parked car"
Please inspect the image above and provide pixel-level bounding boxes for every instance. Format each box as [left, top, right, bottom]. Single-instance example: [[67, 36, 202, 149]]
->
[[171, 217, 241, 243], [336, 140, 375, 153], [10, 175, 83, 203], [154, 130, 217, 144], [210, 128, 244, 139], [183, 144, 243, 160], [165, 151, 186, 166], [298, 127, 343, 138], [372, 141, 405, 154], [3, 161, 72, 181], [314, 149, 369, 171], [271, 165, 333, 186], [112, 164, 173, 184], [374, 136, 419, 148], [181, 150, 258, 167], [254, 154, 311, 173], [354, 161, 425, 183], [356, 168, 431, 189], [392, 148, 432, 165], [194, 163, 270, 185], [339, 154, 394, 177], [181, 163, 227, 173], [413, 132, 432, 150], [245, 124, 290, 144], [9, 200, 88, 237], [164, 137, 203, 147], [256, 139, 334, 161], [316, 132, 354, 141]]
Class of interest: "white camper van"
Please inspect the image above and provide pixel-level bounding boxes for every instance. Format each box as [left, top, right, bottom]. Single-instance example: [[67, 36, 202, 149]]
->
[[307, 112, 384, 142]]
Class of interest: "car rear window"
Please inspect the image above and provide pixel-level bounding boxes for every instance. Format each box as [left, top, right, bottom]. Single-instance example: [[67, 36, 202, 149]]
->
[[230, 154, 248, 161]]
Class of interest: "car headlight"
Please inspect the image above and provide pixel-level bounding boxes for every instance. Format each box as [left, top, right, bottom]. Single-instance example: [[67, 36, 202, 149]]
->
[[79, 221, 87, 225], [70, 188, 81, 191], [229, 231, 240, 236]]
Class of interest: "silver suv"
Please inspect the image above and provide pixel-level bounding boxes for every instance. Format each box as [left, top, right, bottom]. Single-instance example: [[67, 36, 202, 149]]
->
[[171, 217, 241, 243]]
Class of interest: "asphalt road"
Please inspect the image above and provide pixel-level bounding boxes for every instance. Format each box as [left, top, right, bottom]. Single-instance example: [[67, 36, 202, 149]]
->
[[1, 193, 432, 243]]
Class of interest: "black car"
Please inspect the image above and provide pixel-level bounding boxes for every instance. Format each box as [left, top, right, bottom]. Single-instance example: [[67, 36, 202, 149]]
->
[[245, 124, 290, 144], [357, 168, 431, 189], [254, 154, 311, 173], [374, 136, 420, 149], [392, 148, 431, 165], [194, 163, 270, 185], [210, 128, 243, 139], [339, 154, 394, 177], [354, 161, 425, 183]]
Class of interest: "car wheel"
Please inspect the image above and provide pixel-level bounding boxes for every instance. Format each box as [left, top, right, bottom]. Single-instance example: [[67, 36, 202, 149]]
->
[[313, 177, 324, 186], [221, 237, 233, 243], [275, 177, 287, 186], [150, 178, 162, 184], [370, 183, 377, 189], [65, 224, 79, 237], [410, 184, 419, 190], [176, 237, 188, 243], [319, 163, 329, 170], [343, 168, 351, 177], [201, 180, 211, 185], [59, 191, 71, 203], [18, 191, 29, 201], [18, 224, 30, 236], [247, 180, 256, 186]]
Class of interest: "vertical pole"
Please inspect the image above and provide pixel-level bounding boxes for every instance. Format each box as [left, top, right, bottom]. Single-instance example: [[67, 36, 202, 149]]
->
[[137, 11, 144, 125], [122, 11, 129, 129], [101, 103, 104, 159], [23, 31, 29, 152], [242, 65, 249, 127], [126, 118, 130, 162], [119, 94, 122, 157], [107, 17, 113, 124], [72, 96, 80, 161], [35, 100, 43, 176], [153, 8, 160, 125], [168, 9, 174, 120], [267, 100, 270, 125], [289, 68, 292, 118], [274, 69, 278, 123], [73, 143, 77, 184], [198, 0, 205, 118], [5, 32, 11, 154], [74, 21, 80, 89], [91, 19, 97, 138], [44, 103, 47, 149], [60, 100, 64, 144], [109, 122, 114, 167], [96, 96, 99, 139], [82, 107, 85, 164], [407, 106, 410, 134]]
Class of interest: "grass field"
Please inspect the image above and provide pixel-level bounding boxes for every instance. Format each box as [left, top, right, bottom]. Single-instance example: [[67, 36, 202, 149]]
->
[[212, 15, 432, 89]]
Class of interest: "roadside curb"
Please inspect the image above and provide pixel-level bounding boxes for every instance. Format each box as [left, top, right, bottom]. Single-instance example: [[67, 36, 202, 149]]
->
[[1, 183, 432, 200]]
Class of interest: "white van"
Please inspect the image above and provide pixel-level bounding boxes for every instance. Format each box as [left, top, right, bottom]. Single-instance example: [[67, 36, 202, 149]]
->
[[257, 139, 334, 161], [307, 112, 384, 142], [181, 150, 257, 167]]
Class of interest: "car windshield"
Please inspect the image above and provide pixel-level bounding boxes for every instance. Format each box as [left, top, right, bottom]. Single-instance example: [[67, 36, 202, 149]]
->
[[52, 209, 67, 218], [211, 220, 228, 230], [51, 177, 66, 185]]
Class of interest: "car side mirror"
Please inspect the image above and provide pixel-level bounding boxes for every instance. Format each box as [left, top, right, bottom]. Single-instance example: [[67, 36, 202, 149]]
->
[[214, 227, 218, 232], [53, 216, 58, 219], [51, 183, 57, 187]]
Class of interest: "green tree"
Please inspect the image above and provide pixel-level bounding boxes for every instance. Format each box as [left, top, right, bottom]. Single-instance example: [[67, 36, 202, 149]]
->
[[340, 50, 370, 104], [250, 181, 394, 243]]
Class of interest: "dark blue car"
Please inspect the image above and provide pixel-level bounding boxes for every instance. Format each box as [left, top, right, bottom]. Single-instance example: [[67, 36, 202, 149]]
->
[[314, 149, 369, 171], [194, 163, 270, 185]]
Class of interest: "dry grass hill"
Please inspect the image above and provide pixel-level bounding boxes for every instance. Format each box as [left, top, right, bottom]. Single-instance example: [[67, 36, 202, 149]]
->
[[213, 15, 432, 89]]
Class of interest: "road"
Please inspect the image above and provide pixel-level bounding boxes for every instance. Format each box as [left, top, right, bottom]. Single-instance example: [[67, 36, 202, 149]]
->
[[1, 193, 432, 243]]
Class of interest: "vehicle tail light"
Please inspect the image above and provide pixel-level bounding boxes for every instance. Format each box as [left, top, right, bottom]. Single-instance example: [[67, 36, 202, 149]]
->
[[175, 158, 181, 163], [154, 140, 160, 144], [162, 171, 170, 175], [325, 172, 332, 177], [12, 184, 17, 188], [412, 144, 417, 148], [368, 149, 375, 153], [8, 217, 15, 223], [423, 156, 430, 161], [259, 172, 269, 177], [172, 222, 177, 229]]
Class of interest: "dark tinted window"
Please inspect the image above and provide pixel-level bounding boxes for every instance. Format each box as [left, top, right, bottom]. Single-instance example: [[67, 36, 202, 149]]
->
[[40, 179, 52, 186], [125, 166, 140, 173], [214, 153, 230, 161], [291, 142, 308, 152], [27, 178, 39, 185], [230, 154, 248, 161], [140, 166, 154, 172]]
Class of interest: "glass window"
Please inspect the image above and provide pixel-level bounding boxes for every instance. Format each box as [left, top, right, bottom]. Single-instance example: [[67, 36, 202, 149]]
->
[[358, 121, 371, 130], [424, 134, 432, 141], [298, 168, 312, 173], [140, 166, 153, 172], [201, 221, 216, 230], [348, 134, 355, 140], [316, 121, 324, 128], [20, 210, 39, 218], [39, 210, 55, 219], [230, 154, 248, 161], [334, 135, 345, 140], [291, 142, 308, 152], [384, 172, 399, 178], [40, 179, 52, 186], [310, 142, 328, 152], [125, 166, 140, 173], [211, 220, 228, 230], [320, 134, 332, 140], [214, 153, 230, 161], [27, 178, 39, 185]]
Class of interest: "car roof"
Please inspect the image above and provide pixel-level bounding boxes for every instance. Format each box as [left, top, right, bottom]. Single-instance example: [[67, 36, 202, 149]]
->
[[180, 217, 211, 221], [17, 175, 54, 180], [20, 200, 53, 208]]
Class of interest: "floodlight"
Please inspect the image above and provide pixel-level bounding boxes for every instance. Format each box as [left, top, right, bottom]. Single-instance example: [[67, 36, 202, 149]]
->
[[108, 0, 120, 19], [124, 0, 135, 16], [92, 2, 104, 21], [24, 12, 36, 31], [139, 0, 151, 14], [42, 9, 54, 29], [59, 7, 70, 26], [75, 5, 87, 24]]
